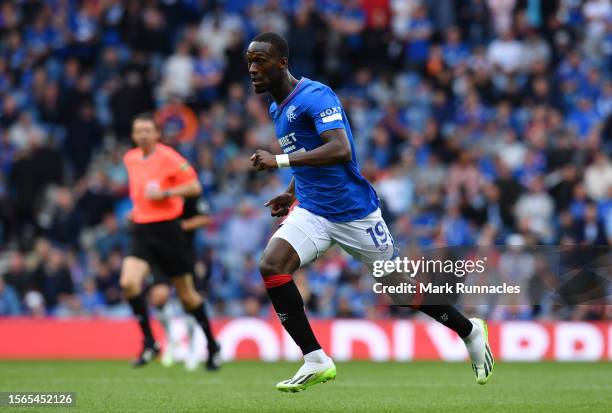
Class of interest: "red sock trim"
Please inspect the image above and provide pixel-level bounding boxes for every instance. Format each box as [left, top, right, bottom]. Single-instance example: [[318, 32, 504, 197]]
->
[[263, 274, 292, 289]]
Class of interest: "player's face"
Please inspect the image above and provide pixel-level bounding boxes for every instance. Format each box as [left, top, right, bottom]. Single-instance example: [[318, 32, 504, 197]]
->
[[246, 42, 285, 94], [131, 119, 160, 149]]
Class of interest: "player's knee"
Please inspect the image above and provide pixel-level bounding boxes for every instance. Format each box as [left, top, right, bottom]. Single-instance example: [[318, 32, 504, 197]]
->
[[259, 255, 284, 277], [176, 288, 189, 304], [119, 275, 140, 296], [120, 257, 148, 296], [177, 289, 200, 310]]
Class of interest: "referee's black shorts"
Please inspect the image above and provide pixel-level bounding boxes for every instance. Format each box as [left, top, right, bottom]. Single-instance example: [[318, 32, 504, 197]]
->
[[128, 219, 193, 278], [149, 242, 196, 286]]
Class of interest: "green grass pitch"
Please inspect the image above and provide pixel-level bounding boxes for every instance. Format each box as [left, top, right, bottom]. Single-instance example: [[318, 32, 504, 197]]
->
[[1, 360, 611, 412]]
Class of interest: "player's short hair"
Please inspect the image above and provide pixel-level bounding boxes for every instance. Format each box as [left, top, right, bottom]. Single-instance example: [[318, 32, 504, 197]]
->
[[132, 112, 159, 130], [252, 32, 289, 58]]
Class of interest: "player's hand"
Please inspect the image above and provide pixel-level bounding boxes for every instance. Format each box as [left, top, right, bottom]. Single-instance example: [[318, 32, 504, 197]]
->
[[250, 149, 277, 171], [264, 192, 295, 217]]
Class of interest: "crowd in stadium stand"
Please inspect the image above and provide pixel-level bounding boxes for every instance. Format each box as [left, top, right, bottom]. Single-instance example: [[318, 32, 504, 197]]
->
[[0, 0, 610, 320]]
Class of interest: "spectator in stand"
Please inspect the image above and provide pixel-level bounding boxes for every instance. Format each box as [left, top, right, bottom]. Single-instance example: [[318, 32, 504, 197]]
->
[[9, 132, 64, 244], [584, 153, 612, 201], [404, 4, 433, 68], [514, 175, 555, 242], [94, 213, 128, 260], [8, 112, 45, 151], [192, 45, 225, 108], [110, 70, 155, 140], [160, 41, 193, 101], [78, 278, 106, 315], [2, 251, 31, 301], [487, 0, 516, 35], [574, 202, 609, 245], [92, 253, 125, 316], [64, 103, 103, 179], [521, 29, 551, 70], [442, 26, 470, 68], [446, 150, 484, 204], [31, 248, 76, 315], [45, 187, 83, 249], [487, 29, 524, 73], [0, 276, 21, 315]]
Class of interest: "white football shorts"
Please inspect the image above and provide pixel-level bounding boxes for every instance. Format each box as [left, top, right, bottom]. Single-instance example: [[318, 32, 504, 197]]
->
[[271, 206, 396, 271]]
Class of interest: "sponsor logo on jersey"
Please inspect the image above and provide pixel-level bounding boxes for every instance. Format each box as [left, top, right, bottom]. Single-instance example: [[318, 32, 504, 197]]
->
[[278, 132, 297, 147], [319, 106, 342, 123], [278, 132, 305, 154]]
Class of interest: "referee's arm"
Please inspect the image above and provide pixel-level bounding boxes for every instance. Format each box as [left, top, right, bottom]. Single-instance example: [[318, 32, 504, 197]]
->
[[181, 214, 212, 231], [145, 179, 201, 200], [164, 180, 201, 198]]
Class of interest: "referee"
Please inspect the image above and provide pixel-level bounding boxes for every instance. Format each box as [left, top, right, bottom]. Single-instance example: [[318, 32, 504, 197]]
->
[[121, 113, 220, 368]]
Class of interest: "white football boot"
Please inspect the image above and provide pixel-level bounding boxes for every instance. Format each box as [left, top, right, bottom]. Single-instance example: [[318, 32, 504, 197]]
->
[[276, 349, 336, 392], [463, 318, 494, 384]]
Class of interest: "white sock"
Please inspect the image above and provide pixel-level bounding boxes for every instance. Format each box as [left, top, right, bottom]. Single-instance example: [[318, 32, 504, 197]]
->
[[303, 349, 329, 364], [157, 305, 171, 342], [187, 316, 196, 353]]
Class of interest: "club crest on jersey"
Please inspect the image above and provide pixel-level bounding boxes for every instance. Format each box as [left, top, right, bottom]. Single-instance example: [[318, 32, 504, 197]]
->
[[286, 105, 297, 123]]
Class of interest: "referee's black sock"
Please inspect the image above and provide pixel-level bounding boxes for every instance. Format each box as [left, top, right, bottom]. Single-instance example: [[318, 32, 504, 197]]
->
[[187, 303, 218, 350], [127, 294, 156, 345], [264, 274, 321, 355], [417, 305, 473, 338]]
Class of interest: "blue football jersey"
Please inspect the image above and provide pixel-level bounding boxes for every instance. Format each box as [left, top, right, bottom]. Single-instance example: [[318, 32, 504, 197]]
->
[[269, 78, 379, 222]]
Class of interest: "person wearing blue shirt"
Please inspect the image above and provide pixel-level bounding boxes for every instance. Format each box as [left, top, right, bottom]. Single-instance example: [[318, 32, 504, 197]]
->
[[0, 276, 22, 316], [247, 32, 493, 392], [193, 46, 225, 105], [442, 27, 470, 67], [406, 5, 433, 65]]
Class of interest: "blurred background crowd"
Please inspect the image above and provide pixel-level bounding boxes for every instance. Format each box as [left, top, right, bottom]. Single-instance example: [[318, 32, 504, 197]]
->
[[0, 0, 610, 320]]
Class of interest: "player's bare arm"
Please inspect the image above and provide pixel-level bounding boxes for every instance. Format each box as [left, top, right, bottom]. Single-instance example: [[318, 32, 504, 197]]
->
[[180, 215, 212, 231], [145, 179, 202, 200], [250, 128, 351, 171]]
